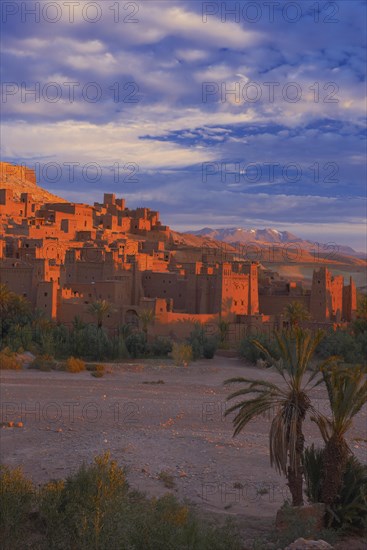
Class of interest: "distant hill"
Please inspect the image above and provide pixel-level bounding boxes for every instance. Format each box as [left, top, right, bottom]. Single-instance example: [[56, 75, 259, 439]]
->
[[186, 227, 364, 259]]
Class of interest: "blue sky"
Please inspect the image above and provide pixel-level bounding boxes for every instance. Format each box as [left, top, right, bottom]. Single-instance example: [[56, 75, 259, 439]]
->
[[1, 0, 366, 250]]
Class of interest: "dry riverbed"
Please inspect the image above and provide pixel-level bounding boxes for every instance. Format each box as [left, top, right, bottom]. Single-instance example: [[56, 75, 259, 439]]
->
[[1, 357, 366, 545]]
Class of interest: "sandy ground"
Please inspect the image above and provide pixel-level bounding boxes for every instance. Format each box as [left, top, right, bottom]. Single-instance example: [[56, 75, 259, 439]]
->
[[1, 357, 366, 543]]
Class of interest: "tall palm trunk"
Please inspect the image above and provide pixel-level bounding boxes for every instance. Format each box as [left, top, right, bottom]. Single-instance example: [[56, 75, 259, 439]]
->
[[321, 434, 349, 505], [287, 418, 305, 506]]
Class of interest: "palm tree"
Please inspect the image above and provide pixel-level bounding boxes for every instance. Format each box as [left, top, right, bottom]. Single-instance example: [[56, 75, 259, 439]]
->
[[225, 328, 334, 506], [139, 308, 155, 340], [313, 365, 367, 506], [283, 301, 310, 328], [87, 300, 111, 329]]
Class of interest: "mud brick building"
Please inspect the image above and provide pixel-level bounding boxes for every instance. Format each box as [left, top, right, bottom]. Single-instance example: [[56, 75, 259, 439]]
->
[[0, 162, 357, 335]]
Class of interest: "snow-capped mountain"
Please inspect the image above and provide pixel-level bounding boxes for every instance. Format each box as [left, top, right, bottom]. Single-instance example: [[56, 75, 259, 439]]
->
[[185, 227, 360, 256]]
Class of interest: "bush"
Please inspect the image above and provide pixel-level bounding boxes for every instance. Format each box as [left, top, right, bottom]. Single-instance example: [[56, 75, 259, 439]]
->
[[317, 329, 365, 365], [111, 335, 130, 360], [270, 502, 339, 549], [238, 334, 279, 365], [38, 452, 128, 549], [187, 323, 206, 360], [187, 323, 218, 360], [70, 324, 113, 361], [352, 318, 367, 336], [30, 354, 57, 372], [203, 337, 217, 359], [90, 364, 106, 378], [0, 465, 34, 550], [0, 349, 21, 370], [65, 356, 86, 373], [157, 470, 176, 489], [125, 332, 148, 358], [330, 456, 367, 534], [172, 343, 192, 366], [33, 453, 242, 549], [150, 336, 172, 357], [303, 446, 367, 534]]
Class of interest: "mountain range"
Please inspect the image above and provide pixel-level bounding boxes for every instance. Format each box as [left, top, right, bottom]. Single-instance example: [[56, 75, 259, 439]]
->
[[185, 227, 364, 259]]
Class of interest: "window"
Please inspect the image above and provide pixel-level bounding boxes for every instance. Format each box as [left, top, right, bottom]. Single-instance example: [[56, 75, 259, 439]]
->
[[44, 292, 48, 297]]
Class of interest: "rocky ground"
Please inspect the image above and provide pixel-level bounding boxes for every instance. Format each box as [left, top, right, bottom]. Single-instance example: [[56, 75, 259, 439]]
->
[[1, 357, 366, 547]]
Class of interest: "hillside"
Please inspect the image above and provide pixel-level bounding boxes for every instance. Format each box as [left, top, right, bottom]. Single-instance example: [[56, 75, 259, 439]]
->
[[0, 162, 67, 203]]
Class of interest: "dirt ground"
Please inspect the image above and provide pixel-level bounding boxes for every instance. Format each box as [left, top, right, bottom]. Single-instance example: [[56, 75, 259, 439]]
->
[[1, 357, 366, 545]]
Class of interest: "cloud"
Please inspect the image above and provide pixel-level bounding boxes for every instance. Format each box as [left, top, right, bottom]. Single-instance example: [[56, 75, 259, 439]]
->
[[1, 0, 365, 250]]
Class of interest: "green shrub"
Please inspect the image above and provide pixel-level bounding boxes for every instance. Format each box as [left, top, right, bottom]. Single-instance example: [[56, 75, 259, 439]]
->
[[157, 470, 176, 489], [330, 456, 367, 534], [125, 332, 148, 358], [303, 446, 367, 534], [150, 336, 172, 357], [0, 465, 34, 550], [70, 324, 113, 361], [268, 503, 339, 548], [238, 334, 279, 365], [112, 335, 130, 359], [0, 457, 243, 549], [0, 349, 21, 370], [203, 337, 217, 359], [38, 452, 128, 549], [187, 323, 218, 359], [65, 356, 86, 373], [187, 323, 206, 360], [30, 354, 57, 372], [317, 329, 365, 365], [34, 453, 242, 549], [172, 343, 193, 366]]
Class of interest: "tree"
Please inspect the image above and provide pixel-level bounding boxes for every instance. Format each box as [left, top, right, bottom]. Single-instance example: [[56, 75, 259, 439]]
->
[[283, 301, 310, 328], [0, 284, 11, 316], [313, 365, 367, 506], [87, 300, 112, 329], [356, 292, 367, 319], [217, 319, 230, 348], [0, 285, 32, 342], [139, 308, 155, 340], [225, 328, 334, 506]]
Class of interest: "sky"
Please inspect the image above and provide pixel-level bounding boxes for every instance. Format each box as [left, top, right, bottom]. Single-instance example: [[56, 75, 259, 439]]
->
[[1, 0, 366, 251]]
